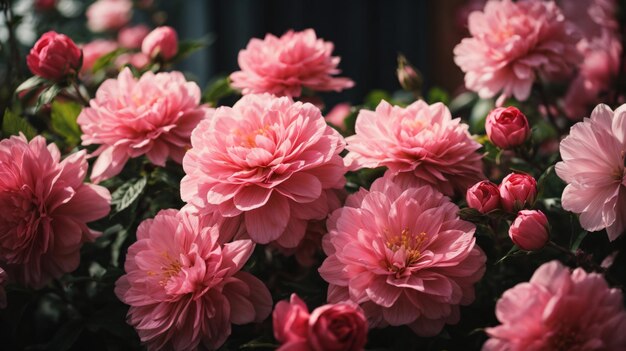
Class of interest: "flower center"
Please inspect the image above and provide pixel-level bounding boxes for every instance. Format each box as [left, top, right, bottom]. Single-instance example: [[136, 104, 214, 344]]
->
[[234, 124, 271, 148], [385, 228, 428, 264], [147, 251, 183, 287], [549, 326, 582, 351]]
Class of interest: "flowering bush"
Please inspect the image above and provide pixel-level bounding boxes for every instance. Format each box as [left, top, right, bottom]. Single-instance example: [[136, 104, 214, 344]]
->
[[1, 1, 626, 350]]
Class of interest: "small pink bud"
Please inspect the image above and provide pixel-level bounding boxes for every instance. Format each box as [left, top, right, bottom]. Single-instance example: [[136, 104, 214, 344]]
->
[[26, 31, 82, 81], [485, 106, 530, 149], [509, 210, 549, 250], [396, 54, 423, 94], [466, 180, 501, 213], [499, 173, 537, 212], [141, 26, 178, 61]]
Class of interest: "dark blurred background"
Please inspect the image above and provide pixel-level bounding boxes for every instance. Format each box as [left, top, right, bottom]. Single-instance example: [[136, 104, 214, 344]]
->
[[168, 0, 467, 104]]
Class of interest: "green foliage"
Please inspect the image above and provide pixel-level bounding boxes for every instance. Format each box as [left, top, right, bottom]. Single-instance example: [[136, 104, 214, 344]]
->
[[427, 86, 450, 105], [110, 177, 148, 214], [203, 76, 236, 106], [1, 108, 37, 139], [36, 84, 63, 111], [51, 100, 82, 147]]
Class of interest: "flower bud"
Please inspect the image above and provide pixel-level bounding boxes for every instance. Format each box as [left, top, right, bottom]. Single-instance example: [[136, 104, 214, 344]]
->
[[509, 210, 549, 250], [142, 26, 178, 61], [485, 106, 530, 149], [397, 54, 423, 95], [466, 180, 501, 213], [499, 173, 537, 212], [309, 302, 368, 351], [26, 31, 82, 81]]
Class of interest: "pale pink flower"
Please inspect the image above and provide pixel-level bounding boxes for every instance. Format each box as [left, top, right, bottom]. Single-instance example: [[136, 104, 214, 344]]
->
[[86, 0, 132, 32], [484, 260, 626, 350], [115, 209, 272, 351], [118, 24, 150, 49], [230, 29, 354, 97], [0, 135, 111, 288], [345, 99, 484, 196], [556, 103, 626, 241], [80, 39, 118, 73], [141, 26, 179, 61], [181, 94, 347, 248], [559, 0, 618, 41], [319, 174, 486, 336], [78, 68, 211, 183], [454, 0, 580, 106], [115, 52, 150, 70], [325, 103, 352, 131], [273, 294, 368, 351], [563, 32, 622, 119]]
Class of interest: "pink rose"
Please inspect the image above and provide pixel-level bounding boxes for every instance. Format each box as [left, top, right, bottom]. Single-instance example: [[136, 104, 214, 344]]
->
[[26, 31, 81, 81], [509, 210, 549, 251], [308, 303, 368, 351], [273, 294, 368, 351], [499, 173, 537, 212], [118, 24, 150, 49], [466, 180, 500, 213], [86, 0, 132, 32], [485, 106, 530, 149], [141, 26, 178, 60]]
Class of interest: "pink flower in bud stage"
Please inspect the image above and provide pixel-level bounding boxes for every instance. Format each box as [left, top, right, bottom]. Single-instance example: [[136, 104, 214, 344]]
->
[[485, 106, 530, 149], [141, 26, 179, 60], [499, 173, 537, 212], [509, 210, 549, 251], [27, 31, 81, 81], [466, 180, 500, 213]]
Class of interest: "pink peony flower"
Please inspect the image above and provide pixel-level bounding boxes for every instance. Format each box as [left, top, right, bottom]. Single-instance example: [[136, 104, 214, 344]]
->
[[325, 103, 352, 131], [485, 106, 530, 149], [273, 294, 368, 351], [181, 94, 347, 248], [454, 0, 580, 106], [559, 0, 618, 41], [230, 29, 354, 97], [319, 174, 486, 336], [345, 99, 485, 196], [27, 31, 82, 81], [80, 39, 118, 73], [77, 68, 211, 183], [466, 180, 500, 213], [563, 32, 622, 119], [0, 268, 7, 308], [115, 52, 150, 70], [0, 135, 111, 288], [509, 210, 549, 251], [556, 103, 626, 241], [118, 24, 151, 49], [141, 26, 179, 61], [483, 260, 626, 350], [86, 0, 132, 32], [499, 173, 537, 212], [115, 209, 272, 351]]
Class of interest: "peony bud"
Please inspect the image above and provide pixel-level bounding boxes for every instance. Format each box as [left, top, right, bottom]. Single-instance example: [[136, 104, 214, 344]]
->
[[309, 303, 368, 351], [396, 54, 423, 95], [141, 26, 178, 61], [499, 173, 537, 212], [26, 31, 82, 81], [118, 25, 151, 49], [466, 180, 501, 213], [509, 210, 549, 250], [86, 0, 132, 33], [273, 294, 310, 344], [485, 106, 530, 149]]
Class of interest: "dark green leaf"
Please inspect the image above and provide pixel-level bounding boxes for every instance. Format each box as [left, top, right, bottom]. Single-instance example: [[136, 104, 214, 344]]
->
[[2, 109, 37, 139], [449, 92, 477, 114], [45, 319, 84, 351], [496, 245, 521, 264], [458, 207, 483, 222], [426, 87, 450, 105], [175, 34, 215, 60], [36, 84, 63, 111], [469, 98, 493, 134], [15, 76, 47, 93], [110, 177, 147, 213], [51, 100, 82, 146], [570, 231, 588, 251], [92, 48, 125, 73], [203, 76, 235, 105]]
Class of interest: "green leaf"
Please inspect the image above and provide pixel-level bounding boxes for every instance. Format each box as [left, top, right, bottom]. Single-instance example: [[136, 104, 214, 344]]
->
[[570, 231, 588, 251], [51, 100, 82, 146], [364, 90, 393, 108], [469, 98, 494, 134], [15, 76, 47, 93], [175, 34, 215, 60], [458, 207, 483, 223], [110, 177, 147, 213], [2, 109, 37, 139], [202, 76, 235, 105], [449, 92, 477, 114], [36, 84, 63, 111], [426, 86, 450, 105], [496, 245, 521, 264], [92, 48, 125, 73]]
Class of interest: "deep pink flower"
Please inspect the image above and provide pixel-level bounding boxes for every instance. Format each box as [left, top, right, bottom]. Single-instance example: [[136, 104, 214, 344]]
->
[[118, 24, 150, 49], [556, 103, 626, 241], [230, 29, 354, 97], [27, 31, 81, 81], [181, 94, 347, 248], [466, 180, 500, 213], [115, 209, 272, 351], [564, 32, 622, 119], [509, 210, 549, 251], [345, 99, 484, 196], [273, 294, 368, 351], [77, 68, 211, 183], [484, 260, 626, 350], [0, 135, 111, 288], [499, 173, 537, 212], [319, 174, 486, 336], [454, 0, 580, 105], [86, 0, 132, 32], [80, 39, 118, 73], [485, 107, 530, 149], [141, 26, 178, 60]]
